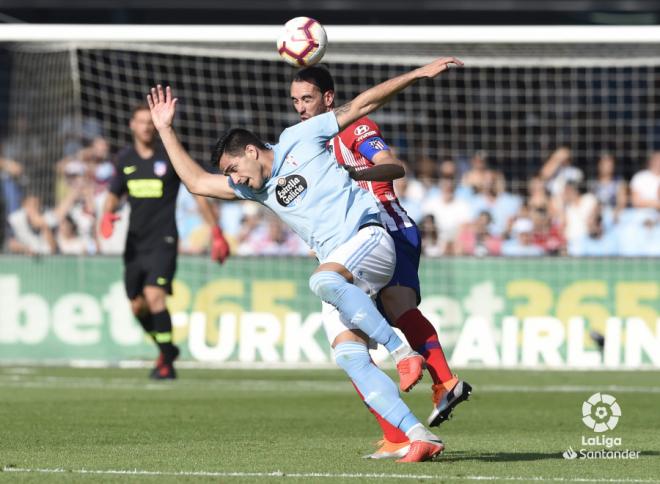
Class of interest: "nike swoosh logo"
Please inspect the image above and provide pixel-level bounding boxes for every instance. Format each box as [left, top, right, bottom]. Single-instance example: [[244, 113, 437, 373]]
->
[[123, 166, 137, 175]]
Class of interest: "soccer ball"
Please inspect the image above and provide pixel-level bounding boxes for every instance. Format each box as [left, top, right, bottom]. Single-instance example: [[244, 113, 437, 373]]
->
[[277, 17, 327, 67]]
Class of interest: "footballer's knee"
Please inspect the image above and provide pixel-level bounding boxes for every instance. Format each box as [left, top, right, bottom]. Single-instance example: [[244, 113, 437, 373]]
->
[[143, 286, 167, 313], [309, 270, 350, 305], [331, 329, 369, 349], [313, 262, 353, 281], [130, 296, 147, 317]]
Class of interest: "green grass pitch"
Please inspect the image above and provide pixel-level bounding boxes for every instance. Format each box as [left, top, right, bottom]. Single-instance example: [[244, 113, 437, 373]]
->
[[0, 367, 659, 483]]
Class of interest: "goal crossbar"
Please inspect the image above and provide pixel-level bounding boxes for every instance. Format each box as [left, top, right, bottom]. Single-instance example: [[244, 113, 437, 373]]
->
[[2, 24, 660, 43]]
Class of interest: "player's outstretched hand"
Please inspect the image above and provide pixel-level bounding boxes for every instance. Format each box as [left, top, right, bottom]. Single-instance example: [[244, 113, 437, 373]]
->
[[100, 212, 119, 239], [147, 85, 178, 131], [415, 57, 464, 79], [210, 226, 230, 264]]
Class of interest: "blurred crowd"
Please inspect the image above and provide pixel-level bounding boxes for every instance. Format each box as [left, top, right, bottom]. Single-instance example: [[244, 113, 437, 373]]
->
[[411, 148, 659, 257], [1, 136, 659, 257]]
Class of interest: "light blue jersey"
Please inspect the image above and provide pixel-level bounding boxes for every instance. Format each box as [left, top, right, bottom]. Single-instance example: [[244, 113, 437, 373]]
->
[[229, 112, 381, 260]]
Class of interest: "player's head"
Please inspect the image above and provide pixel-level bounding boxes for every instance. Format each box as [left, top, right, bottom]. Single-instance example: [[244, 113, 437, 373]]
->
[[212, 128, 269, 190], [129, 103, 156, 146], [290, 65, 335, 121]]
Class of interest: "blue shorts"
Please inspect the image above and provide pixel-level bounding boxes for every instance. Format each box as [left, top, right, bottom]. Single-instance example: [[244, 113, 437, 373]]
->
[[379, 224, 422, 306]]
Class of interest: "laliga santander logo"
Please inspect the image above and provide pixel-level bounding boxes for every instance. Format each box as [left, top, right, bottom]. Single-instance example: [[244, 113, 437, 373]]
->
[[582, 393, 621, 433], [561, 392, 639, 460]]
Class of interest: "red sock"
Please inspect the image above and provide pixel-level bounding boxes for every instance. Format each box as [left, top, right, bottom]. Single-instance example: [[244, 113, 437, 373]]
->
[[351, 382, 409, 443], [395, 308, 453, 384]]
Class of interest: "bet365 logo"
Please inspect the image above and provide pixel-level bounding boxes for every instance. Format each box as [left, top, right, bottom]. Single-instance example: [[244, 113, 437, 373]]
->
[[581, 392, 621, 433]]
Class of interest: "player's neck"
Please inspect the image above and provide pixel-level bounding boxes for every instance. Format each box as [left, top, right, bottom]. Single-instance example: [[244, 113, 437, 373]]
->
[[262, 149, 274, 181], [134, 140, 155, 159]]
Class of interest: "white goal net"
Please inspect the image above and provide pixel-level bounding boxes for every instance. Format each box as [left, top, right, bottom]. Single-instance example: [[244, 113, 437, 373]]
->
[[4, 26, 660, 199], [0, 26, 658, 367]]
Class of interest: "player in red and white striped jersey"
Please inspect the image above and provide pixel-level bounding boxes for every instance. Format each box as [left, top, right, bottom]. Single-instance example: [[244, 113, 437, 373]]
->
[[331, 117, 416, 232], [290, 66, 471, 460]]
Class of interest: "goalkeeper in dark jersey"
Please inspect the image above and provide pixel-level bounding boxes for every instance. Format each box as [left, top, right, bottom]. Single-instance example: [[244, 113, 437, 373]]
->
[[99, 103, 230, 379]]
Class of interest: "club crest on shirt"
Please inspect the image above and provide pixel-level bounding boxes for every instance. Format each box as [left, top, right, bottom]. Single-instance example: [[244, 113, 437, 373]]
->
[[153, 160, 168, 177], [369, 138, 386, 150], [285, 153, 299, 167], [276, 174, 308, 207]]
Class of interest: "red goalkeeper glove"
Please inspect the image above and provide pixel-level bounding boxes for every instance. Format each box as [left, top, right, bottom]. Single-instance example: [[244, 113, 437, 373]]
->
[[210, 226, 230, 264], [100, 212, 120, 239]]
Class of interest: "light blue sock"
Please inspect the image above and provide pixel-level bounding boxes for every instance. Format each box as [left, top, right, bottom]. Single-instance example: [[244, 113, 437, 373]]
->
[[334, 341, 420, 433], [309, 271, 403, 353]]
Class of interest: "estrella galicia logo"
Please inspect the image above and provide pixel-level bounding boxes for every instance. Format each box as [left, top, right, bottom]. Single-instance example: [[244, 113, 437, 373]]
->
[[275, 174, 308, 207]]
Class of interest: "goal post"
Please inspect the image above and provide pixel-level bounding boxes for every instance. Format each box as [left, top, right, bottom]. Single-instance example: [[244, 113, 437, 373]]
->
[[3, 24, 660, 42]]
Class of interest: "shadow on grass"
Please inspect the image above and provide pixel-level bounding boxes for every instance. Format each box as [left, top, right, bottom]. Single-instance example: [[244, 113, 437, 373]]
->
[[441, 450, 660, 462]]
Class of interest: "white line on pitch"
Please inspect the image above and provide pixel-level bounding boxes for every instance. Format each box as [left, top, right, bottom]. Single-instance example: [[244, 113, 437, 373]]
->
[[477, 384, 660, 394], [2, 467, 660, 483], [2, 374, 660, 395]]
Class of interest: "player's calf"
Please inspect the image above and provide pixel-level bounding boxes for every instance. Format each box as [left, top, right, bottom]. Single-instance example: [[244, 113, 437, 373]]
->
[[334, 341, 423, 433]]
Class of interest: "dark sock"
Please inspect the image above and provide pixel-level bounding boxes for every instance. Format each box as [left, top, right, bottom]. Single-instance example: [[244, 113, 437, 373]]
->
[[151, 310, 177, 363], [136, 312, 156, 342]]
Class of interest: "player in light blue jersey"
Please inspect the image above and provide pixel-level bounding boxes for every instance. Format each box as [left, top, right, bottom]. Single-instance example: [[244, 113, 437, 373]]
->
[[221, 112, 382, 262], [147, 56, 463, 462]]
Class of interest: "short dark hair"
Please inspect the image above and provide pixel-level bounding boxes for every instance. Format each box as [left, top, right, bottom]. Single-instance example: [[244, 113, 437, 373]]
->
[[292, 65, 334, 94], [211, 128, 267, 166], [131, 103, 150, 118]]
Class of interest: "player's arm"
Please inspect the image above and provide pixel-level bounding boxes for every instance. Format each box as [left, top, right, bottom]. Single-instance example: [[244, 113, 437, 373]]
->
[[346, 150, 405, 182], [340, 120, 404, 181], [333, 57, 463, 131], [148, 85, 237, 201], [102, 192, 120, 214], [99, 166, 124, 239], [194, 196, 219, 227], [193, 195, 231, 263]]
